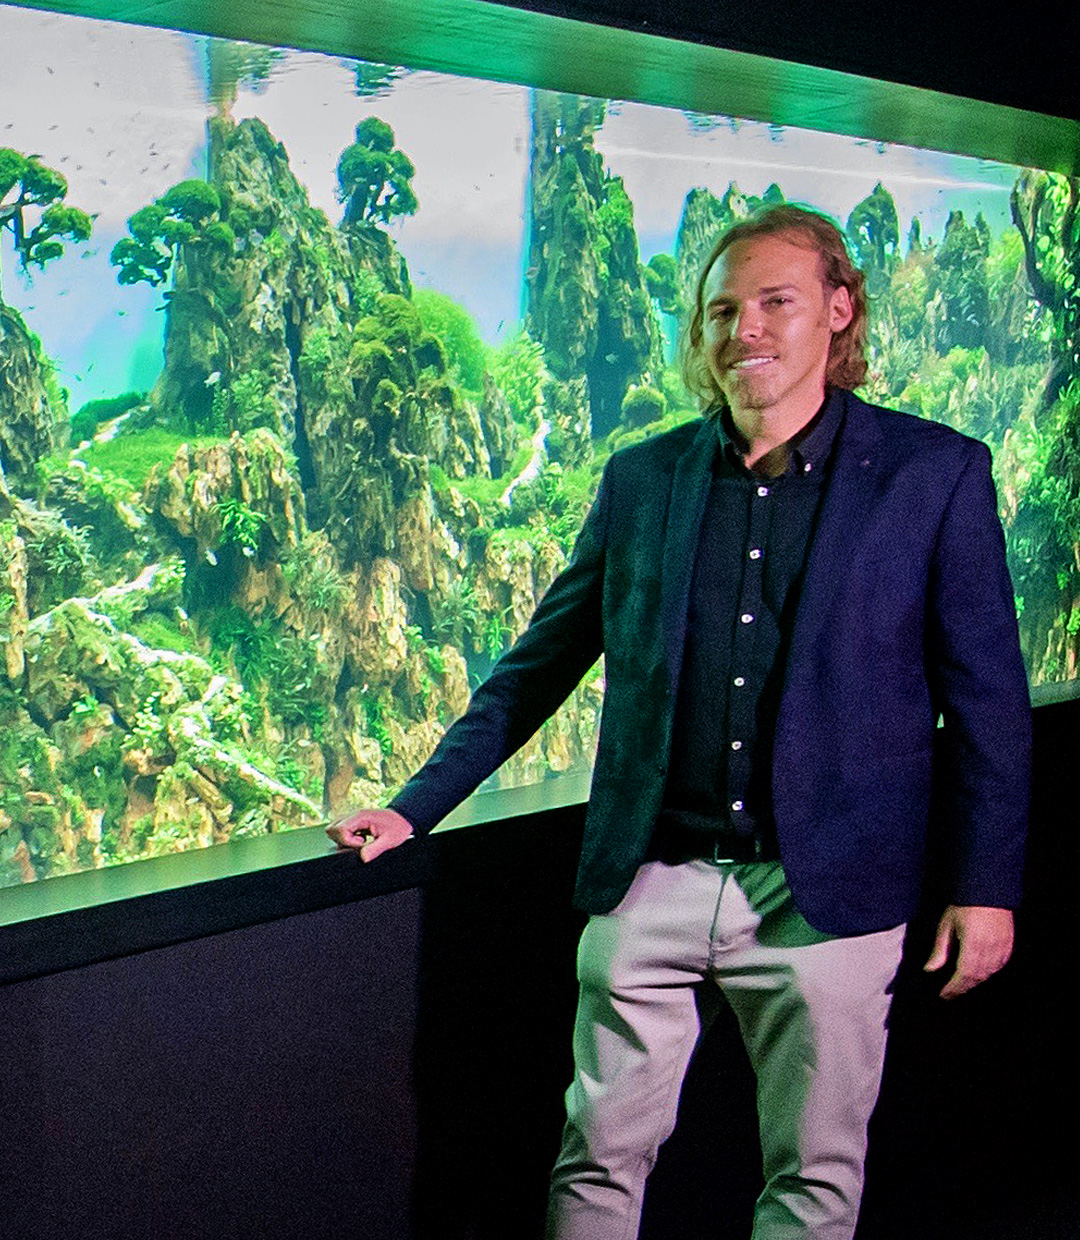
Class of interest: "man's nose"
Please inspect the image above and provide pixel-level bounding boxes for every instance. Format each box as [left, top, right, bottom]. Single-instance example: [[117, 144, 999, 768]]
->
[[733, 305, 764, 340]]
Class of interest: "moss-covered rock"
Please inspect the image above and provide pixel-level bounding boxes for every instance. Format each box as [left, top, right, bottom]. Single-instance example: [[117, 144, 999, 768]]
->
[[525, 94, 663, 440], [0, 304, 67, 496], [675, 181, 786, 308], [0, 516, 28, 681]]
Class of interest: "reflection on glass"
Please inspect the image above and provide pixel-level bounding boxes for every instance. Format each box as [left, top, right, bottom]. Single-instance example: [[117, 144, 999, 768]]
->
[[0, 7, 1076, 888]]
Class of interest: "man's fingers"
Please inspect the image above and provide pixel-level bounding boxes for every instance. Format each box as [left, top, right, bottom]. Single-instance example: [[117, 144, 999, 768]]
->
[[326, 820, 373, 849], [926, 905, 1014, 999], [923, 921, 954, 974], [359, 833, 405, 863], [326, 809, 414, 861]]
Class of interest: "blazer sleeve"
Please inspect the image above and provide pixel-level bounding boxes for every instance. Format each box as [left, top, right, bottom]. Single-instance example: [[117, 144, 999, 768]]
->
[[925, 439, 1031, 908], [389, 461, 611, 834]]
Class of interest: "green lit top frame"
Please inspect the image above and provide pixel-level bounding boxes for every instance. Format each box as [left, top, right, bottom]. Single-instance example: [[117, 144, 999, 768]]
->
[[8, 0, 1078, 174]]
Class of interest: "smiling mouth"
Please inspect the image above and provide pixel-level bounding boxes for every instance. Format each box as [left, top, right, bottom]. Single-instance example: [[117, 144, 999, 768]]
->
[[730, 356, 777, 370]]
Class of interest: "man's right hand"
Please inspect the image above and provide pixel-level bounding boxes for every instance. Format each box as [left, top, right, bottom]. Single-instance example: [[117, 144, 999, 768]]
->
[[326, 808, 414, 863]]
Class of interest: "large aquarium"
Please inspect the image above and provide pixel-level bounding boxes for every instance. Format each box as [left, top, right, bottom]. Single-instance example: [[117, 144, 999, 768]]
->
[[1, 1, 1077, 891]]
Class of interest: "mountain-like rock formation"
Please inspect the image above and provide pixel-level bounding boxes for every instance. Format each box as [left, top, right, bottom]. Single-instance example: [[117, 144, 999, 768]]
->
[[1, 115, 600, 887], [525, 93, 663, 450], [0, 304, 67, 494]]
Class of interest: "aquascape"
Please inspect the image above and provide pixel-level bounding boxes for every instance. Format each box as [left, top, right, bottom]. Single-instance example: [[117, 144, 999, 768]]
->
[[0, 10, 1077, 887]]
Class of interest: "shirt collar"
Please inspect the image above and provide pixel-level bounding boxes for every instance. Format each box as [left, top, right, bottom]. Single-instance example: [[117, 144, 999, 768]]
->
[[712, 387, 845, 479]]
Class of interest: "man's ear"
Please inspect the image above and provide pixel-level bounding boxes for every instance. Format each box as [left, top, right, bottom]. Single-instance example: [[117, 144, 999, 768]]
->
[[828, 285, 853, 332]]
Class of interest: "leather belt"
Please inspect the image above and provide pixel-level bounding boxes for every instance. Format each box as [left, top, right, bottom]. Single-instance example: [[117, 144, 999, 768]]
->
[[647, 826, 766, 866]]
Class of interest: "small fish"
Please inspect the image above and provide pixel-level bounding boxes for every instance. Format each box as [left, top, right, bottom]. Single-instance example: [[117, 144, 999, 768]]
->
[[204, 371, 222, 386], [205, 549, 218, 566]]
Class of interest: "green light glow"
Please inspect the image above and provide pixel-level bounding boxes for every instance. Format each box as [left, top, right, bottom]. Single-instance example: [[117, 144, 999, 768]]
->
[[4, 0, 1077, 174]]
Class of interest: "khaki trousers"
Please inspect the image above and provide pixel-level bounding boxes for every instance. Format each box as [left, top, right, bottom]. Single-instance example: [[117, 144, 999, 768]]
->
[[546, 859, 906, 1240]]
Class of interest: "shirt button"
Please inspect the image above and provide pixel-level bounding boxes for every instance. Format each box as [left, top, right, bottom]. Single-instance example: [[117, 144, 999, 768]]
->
[[731, 800, 744, 812], [733, 676, 745, 687], [731, 740, 743, 750], [740, 613, 754, 624], [803, 461, 813, 473], [756, 485, 769, 497], [749, 548, 762, 560]]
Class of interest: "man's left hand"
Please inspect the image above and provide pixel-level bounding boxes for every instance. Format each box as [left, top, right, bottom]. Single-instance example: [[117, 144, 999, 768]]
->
[[924, 904, 1015, 1000]]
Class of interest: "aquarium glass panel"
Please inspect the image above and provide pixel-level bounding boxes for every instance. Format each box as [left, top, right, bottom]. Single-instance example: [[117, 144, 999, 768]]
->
[[1, 4, 1076, 890]]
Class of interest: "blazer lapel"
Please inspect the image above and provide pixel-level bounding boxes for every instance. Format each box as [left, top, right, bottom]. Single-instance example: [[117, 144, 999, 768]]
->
[[658, 419, 717, 693], [784, 394, 886, 677]]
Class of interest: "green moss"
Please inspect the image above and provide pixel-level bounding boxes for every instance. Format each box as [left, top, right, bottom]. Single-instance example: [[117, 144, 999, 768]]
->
[[488, 331, 546, 428], [364, 696, 393, 756], [129, 612, 200, 655], [70, 391, 145, 443], [77, 429, 225, 488], [413, 288, 488, 391]]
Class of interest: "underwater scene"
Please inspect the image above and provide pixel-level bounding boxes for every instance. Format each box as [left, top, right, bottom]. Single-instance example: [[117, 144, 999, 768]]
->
[[1, 6, 1078, 888]]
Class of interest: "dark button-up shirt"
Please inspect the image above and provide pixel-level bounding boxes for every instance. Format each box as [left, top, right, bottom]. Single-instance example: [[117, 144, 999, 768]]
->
[[654, 388, 844, 858]]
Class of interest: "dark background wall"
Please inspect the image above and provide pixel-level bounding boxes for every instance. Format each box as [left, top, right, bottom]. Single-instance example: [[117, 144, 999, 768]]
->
[[2, 2, 1078, 1238], [490, 0, 1080, 120]]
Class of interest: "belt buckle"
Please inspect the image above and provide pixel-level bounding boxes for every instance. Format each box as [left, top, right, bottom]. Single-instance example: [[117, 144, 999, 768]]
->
[[712, 837, 762, 865], [712, 839, 736, 865]]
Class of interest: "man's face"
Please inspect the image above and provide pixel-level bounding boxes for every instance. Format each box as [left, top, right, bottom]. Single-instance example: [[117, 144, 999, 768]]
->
[[701, 233, 853, 428]]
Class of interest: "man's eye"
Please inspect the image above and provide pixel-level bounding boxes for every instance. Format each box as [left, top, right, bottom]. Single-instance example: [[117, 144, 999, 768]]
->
[[709, 305, 735, 320], [767, 296, 791, 307]]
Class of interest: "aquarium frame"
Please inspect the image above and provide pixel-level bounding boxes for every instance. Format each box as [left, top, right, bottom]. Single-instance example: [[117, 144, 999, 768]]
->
[[5, 0, 1078, 174], [1, 0, 1077, 980]]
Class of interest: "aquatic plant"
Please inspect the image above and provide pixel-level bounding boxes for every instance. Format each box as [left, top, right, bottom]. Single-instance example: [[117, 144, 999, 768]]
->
[[282, 536, 348, 615], [483, 608, 513, 661], [930, 210, 992, 353], [363, 696, 393, 757], [621, 384, 666, 428], [413, 289, 488, 392], [353, 268, 386, 318], [353, 60, 405, 98], [205, 372, 279, 435], [430, 577, 484, 652], [111, 179, 234, 288], [216, 496, 267, 554], [209, 605, 271, 679], [0, 148, 92, 303], [643, 253, 682, 317], [21, 513, 95, 612], [488, 331, 547, 428], [78, 429, 223, 489], [1012, 171, 1080, 387], [207, 39, 283, 117], [337, 117, 418, 228]]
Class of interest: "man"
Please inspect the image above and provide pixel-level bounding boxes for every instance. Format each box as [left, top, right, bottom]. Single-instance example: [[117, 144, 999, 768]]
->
[[329, 205, 1030, 1239]]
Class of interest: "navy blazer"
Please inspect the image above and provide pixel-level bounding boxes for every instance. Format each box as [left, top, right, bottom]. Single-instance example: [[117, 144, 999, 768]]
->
[[393, 390, 1031, 934]]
